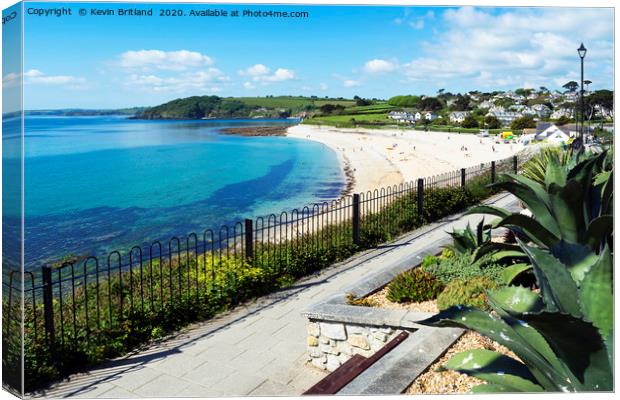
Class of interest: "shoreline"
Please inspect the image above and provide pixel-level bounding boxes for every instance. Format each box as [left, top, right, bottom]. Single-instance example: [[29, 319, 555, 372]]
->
[[287, 124, 533, 196]]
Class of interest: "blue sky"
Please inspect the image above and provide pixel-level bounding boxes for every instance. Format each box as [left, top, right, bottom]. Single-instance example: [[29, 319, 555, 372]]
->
[[4, 2, 615, 109]]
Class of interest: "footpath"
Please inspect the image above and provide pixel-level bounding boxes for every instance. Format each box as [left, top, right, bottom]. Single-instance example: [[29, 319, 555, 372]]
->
[[34, 193, 519, 398]]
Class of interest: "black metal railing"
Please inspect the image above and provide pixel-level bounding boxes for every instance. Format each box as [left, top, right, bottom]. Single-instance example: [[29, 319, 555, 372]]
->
[[2, 153, 527, 384]]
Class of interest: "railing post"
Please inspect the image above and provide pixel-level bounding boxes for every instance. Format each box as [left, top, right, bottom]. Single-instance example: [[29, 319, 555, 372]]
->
[[42, 266, 55, 351], [513, 155, 518, 173], [491, 161, 496, 183], [417, 179, 424, 220], [244, 219, 253, 264], [461, 168, 466, 187], [352, 194, 360, 246]]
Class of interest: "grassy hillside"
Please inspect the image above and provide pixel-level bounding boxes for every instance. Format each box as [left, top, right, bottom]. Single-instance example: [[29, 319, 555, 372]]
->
[[304, 112, 392, 128], [134, 95, 360, 119], [232, 96, 356, 110]]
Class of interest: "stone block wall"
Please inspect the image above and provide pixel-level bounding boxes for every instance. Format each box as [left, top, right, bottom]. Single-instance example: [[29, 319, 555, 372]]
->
[[305, 320, 400, 372]]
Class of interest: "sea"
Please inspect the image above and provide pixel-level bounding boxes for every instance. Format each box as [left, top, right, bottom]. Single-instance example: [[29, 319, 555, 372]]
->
[[2, 115, 345, 269]]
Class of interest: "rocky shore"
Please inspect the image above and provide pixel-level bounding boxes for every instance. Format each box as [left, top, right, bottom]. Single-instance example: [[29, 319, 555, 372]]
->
[[219, 125, 293, 136]]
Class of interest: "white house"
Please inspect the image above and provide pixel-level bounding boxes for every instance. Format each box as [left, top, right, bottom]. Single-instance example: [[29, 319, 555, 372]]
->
[[424, 112, 437, 121], [479, 100, 494, 109], [449, 111, 469, 124], [535, 123, 572, 143], [531, 104, 552, 118], [414, 112, 423, 121], [487, 110, 522, 126], [550, 108, 573, 120], [545, 130, 571, 144]]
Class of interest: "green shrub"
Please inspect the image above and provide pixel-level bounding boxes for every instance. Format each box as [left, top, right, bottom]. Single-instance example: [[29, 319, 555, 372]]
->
[[386, 269, 444, 303], [421, 254, 440, 269], [440, 248, 455, 259], [421, 252, 505, 285], [436, 277, 497, 311]]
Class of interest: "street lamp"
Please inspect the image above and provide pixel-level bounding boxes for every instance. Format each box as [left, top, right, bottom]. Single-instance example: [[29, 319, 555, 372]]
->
[[576, 43, 587, 149]]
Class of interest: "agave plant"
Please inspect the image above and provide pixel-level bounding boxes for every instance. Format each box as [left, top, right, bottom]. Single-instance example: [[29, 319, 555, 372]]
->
[[521, 146, 572, 185], [418, 150, 613, 392], [420, 241, 612, 392], [469, 150, 613, 283], [445, 218, 491, 255]]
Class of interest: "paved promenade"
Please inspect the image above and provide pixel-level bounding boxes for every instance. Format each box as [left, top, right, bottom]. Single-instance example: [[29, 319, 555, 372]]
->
[[34, 193, 518, 398]]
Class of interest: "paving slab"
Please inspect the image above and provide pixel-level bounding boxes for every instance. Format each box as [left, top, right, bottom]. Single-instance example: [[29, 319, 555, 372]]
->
[[31, 193, 518, 398]]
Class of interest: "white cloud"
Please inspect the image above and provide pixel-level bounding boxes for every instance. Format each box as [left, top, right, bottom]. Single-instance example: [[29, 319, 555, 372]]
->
[[2, 72, 20, 88], [268, 68, 295, 82], [343, 79, 361, 87], [394, 9, 434, 30], [242, 64, 271, 77], [363, 59, 398, 74], [125, 68, 225, 93], [5, 69, 88, 88], [243, 81, 256, 89], [409, 20, 424, 30], [396, 7, 613, 90], [239, 64, 296, 83], [319, 83, 329, 91], [119, 50, 214, 71]]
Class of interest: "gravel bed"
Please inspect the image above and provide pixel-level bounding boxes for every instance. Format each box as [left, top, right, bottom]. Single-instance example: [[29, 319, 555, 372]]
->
[[365, 287, 439, 313], [364, 287, 519, 394]]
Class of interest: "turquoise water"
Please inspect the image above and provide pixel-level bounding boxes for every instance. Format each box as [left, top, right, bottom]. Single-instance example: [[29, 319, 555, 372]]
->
[[3, 116, 344, 267]]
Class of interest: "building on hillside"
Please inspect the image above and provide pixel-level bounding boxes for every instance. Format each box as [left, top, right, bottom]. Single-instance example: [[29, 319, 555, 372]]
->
[[479, 100, 494, 109], [535, 122, 570, 143], [424, 112, 437, 121], [487, 110, 522, 126], [563, 92, 578, 101], [449, 111, 470, 124], [388, 111, 411, 123], [550, 108, 574, 120], [531, 104, 552, 118], [546, 130, 571, 144]]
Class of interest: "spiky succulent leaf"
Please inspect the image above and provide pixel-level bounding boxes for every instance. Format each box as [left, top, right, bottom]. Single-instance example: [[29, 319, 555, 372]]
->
[[521, 312, 610, 387], [500, 264, 532, 285], [420, 307, 572, 391], [579, 246, 613, 346], [471, 242, 525, 263], [583, 215, 613, 251], [519, 241, 581, 317], [493, 314, 575, 389], [493, 174, 559, 237], [544, 157, 568, 188], [547, 180, 585, 243], [549, 241, 599, 284], [492, 214, 559, 248], [466, 205, 512, 219], [443, 349, 543, 392], [487, 286, 544, 315]]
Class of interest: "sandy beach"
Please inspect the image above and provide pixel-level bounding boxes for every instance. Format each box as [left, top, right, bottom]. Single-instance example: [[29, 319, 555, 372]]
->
[[287, 124, 531, 195]]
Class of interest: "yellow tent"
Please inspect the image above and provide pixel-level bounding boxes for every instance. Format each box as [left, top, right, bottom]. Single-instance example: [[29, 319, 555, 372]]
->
[[501, 131, 513, 139]]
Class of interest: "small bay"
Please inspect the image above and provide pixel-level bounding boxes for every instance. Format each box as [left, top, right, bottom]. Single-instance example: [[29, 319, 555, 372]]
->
[[8, 116, 344, 267]]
